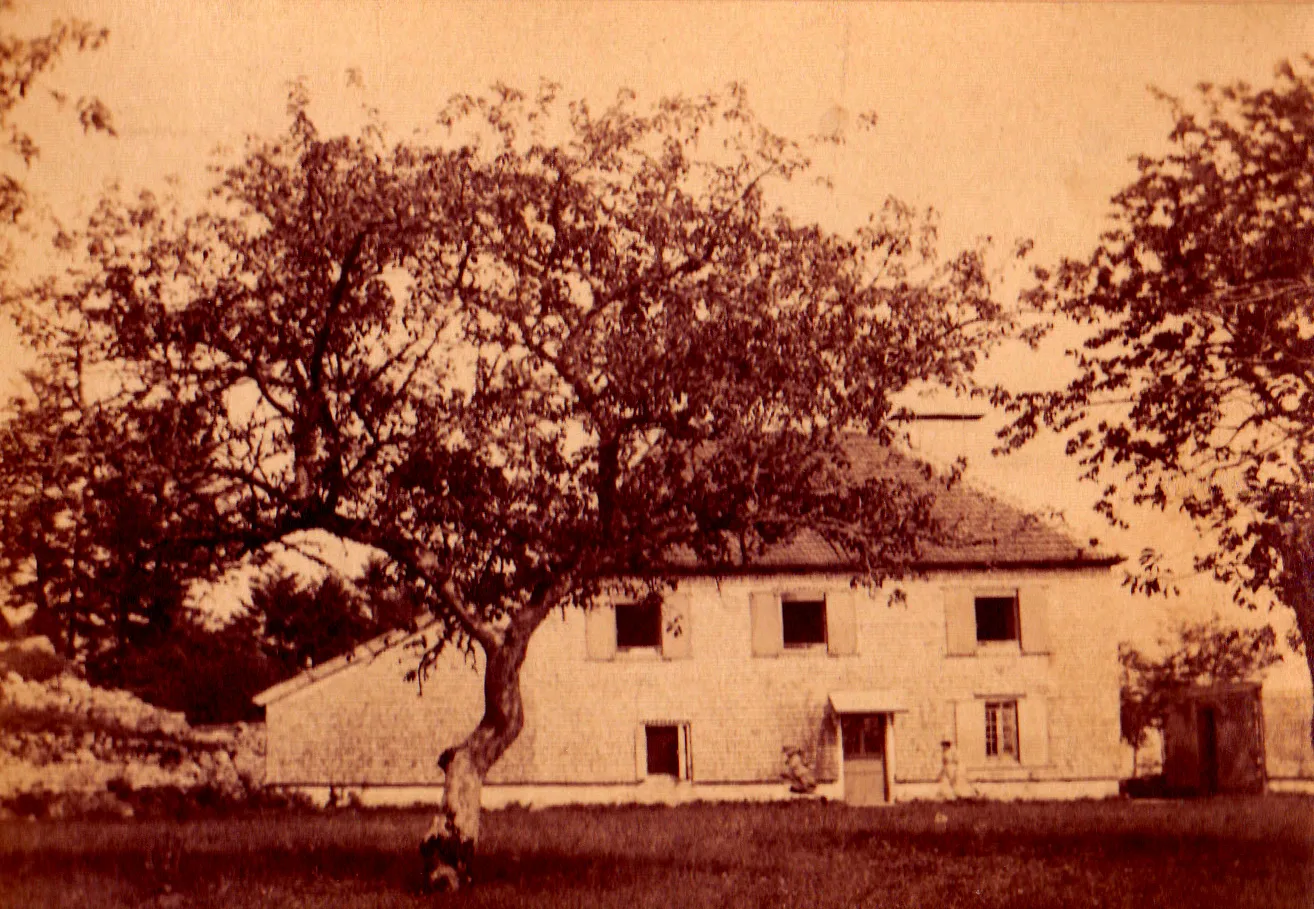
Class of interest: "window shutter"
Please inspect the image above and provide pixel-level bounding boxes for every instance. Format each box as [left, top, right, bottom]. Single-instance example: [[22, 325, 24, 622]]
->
[[955, 699, 986, 767], [749, 592, 783, 657], [585, 605, 617, 661], [635, 725, 647, 780], [677, 724, 690, 781], [1018, 585, 1051, 654], [1018, 696, 1049, 766], [944, 588, 977, 656], [826, 589, 858, 656], [661, 594, 693, 660]]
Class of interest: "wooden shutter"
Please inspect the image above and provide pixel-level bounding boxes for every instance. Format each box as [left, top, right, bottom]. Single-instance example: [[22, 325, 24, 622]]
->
[[1018, 696, 1049, 766], [677, 724, 690, 781], [661, 594, 693, 660], [1018, 585, 1051, 654], [750, 592, 783, 657], [585, 605, 617, 661], [955, 699, 986, 767], [826, 589, 858, 656], [634, 725, 647, 780], [944, 588, 977, 656]]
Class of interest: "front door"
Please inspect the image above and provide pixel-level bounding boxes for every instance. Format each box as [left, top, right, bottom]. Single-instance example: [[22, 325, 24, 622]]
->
[[841, 713, 888, 805]]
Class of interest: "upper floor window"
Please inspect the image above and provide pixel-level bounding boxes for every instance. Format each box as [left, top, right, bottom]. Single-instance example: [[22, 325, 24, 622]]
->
[[781, 597, 827, 648], [975, 594, 1019, 643], [750, 590, 857, 657], [616, 600, 662, 650], [945, 586, 1050, 656], [585, 594, 692, 660]]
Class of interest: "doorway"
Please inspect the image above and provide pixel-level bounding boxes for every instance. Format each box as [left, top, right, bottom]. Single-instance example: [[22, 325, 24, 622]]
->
[[1197, 706, 1219, 795], [841, 713, 889, 805]]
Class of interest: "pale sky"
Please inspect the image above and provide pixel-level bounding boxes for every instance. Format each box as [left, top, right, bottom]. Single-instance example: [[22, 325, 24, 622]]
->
[[4, 1, 1311, 678]]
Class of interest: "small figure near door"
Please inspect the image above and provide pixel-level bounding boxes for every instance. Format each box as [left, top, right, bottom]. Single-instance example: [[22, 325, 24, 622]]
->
[[937, 739, 976, 800], [782, 747, 817, 794]]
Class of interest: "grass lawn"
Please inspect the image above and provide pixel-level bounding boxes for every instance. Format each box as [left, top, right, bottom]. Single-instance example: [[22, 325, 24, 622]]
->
[[0, 796, 1310, 908]]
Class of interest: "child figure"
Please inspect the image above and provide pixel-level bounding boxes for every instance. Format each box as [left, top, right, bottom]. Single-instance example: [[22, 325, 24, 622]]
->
[[936, 739, 976, 800], [782, 747, 817, 794]]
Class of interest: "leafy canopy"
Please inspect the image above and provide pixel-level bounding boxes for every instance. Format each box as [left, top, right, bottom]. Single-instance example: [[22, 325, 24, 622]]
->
[[1119, 617, 1281, 751], [0, 1, 113, 226], [1003, 61, 1314, 669], [4, 84, 1016, 735]]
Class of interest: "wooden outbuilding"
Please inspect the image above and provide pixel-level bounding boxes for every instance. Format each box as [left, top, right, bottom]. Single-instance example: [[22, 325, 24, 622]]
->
[[1161, 682, 1266, 795]]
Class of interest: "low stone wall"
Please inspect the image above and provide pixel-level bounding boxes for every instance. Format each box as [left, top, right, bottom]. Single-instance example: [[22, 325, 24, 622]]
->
[[0, 638, 268, 818]]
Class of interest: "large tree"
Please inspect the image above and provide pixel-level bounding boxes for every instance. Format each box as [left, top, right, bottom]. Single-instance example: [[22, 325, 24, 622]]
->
[[6, 84, 1015, 884], [1002, 60, 1314, 740]]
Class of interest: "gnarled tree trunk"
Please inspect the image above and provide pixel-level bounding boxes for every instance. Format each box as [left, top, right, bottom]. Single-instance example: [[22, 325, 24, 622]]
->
[[1279, 514, 1314, 750], [1286, 568, 1314, 750], [421, 624, 533, 891]]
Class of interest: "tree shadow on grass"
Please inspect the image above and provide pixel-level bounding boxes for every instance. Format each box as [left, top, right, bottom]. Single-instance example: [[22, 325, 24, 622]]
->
[[820, 826, 1314, 866], [0, 843, 423, 896], [0, 838, 751, 902]]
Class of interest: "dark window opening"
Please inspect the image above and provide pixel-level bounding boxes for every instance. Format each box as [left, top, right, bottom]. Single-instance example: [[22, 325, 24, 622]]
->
[[646, 725, 680, 777], [841, 714, 886, 758], [782, 598, 827, 648], [975, 595, 1019, 643], [616, 600, 662, 649]]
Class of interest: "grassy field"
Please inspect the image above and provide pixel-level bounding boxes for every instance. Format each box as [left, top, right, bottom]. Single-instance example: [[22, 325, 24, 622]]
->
[[0, 796, 1310, 908]]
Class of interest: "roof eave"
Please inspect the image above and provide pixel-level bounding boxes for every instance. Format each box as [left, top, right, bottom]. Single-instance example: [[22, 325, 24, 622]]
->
[[252, 616, 438, 708], [658, 554, 1125, 578]]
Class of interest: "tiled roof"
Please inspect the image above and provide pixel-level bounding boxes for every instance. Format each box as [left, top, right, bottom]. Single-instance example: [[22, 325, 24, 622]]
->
[[252, 437, 1118, 706], [666, 435, 1119, 573]]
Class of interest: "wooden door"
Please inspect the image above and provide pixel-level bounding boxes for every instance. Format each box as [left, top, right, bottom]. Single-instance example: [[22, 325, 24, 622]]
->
[[841, 714, 888, 805], [1197, 706, 1220, 795], [1215, 690, 1267, 793]]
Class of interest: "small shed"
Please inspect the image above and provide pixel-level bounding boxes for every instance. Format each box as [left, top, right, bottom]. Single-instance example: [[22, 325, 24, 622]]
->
[[1162, 682, 1266, 795]]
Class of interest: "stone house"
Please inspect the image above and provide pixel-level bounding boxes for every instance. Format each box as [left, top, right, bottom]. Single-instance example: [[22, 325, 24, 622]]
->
[[254, 441, 1126, 806]]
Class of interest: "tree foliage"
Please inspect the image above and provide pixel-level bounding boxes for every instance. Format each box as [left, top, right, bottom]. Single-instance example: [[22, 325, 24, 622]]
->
[[1003, 60, 1314, 733], [0, 311, 224, 671], [247, 562, 421, 679], [1119, 617, 1281, 753], [0, 0, 113, 227], [107, 562, 420, 725], [3, 83, 1017, 872]]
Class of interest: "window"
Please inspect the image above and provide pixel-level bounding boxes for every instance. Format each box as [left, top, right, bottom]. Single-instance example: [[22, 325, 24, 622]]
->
[[751, 591, 857, 657], [645, 725, 680, 776], [975, 594, 1019, 643], [840, 714, 886, 758], [781, 597, 827, 648], [984, 700, 1019, 760], [616, 600, 661, 650]]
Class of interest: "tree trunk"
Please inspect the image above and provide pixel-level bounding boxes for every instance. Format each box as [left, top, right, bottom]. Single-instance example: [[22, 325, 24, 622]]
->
[[1289, 582, 1314, 750], [420, 626, 533, 891], [1281, 518, 1314, 749]]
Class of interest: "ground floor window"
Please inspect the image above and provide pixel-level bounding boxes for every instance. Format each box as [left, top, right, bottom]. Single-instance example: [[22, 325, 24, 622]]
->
[[984, 700, 1019, 760], [643, 723, 690, 779]]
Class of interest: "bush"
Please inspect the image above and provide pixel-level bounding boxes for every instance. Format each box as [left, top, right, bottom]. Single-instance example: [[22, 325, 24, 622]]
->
[[0, 639, 70, 683], [1, 778, 317, 821]]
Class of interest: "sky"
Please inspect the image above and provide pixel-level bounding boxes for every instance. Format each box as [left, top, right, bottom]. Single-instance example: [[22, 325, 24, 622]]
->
[[4, 1, 1312, 680]]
